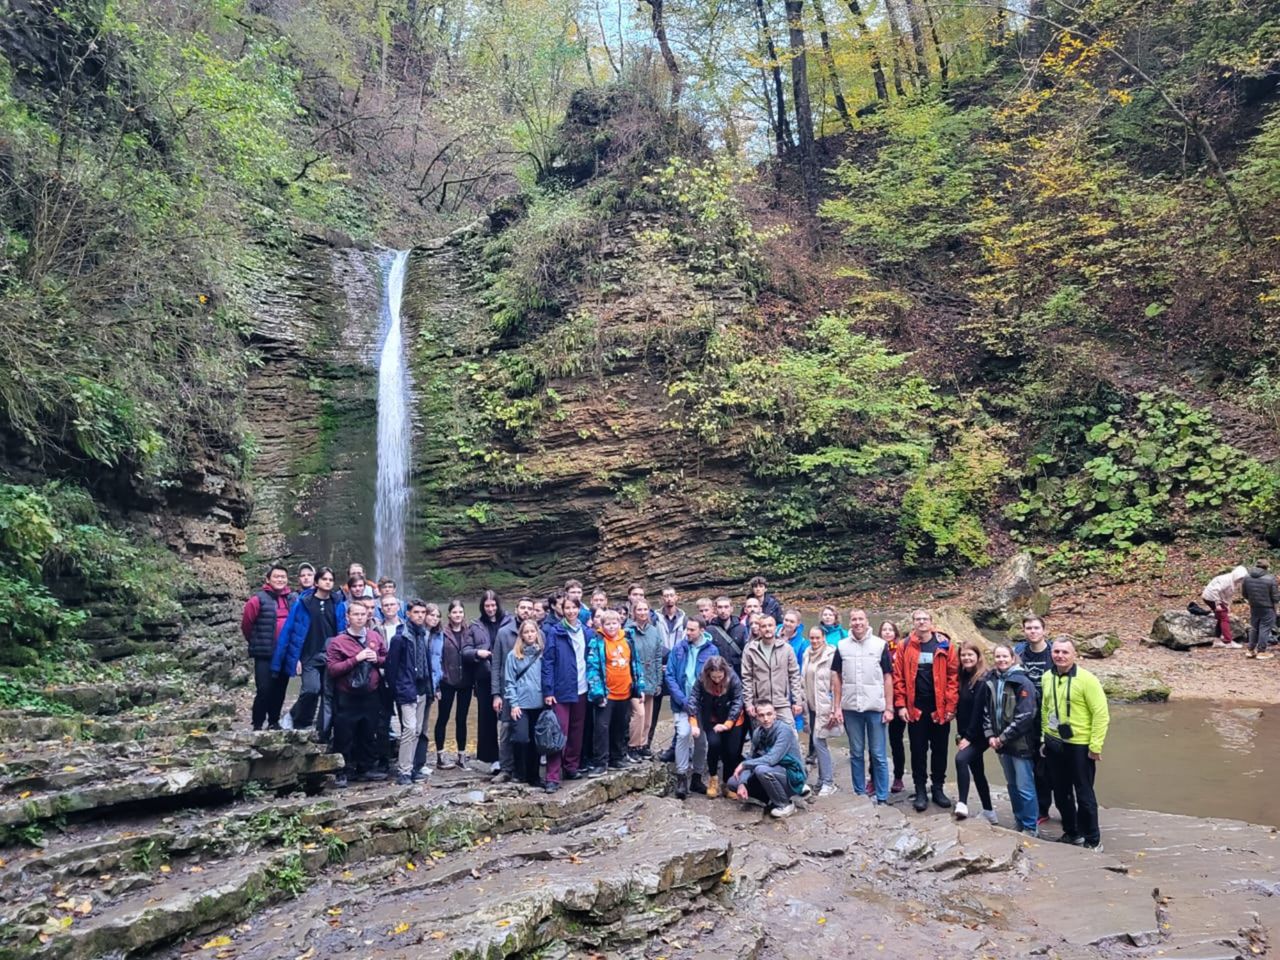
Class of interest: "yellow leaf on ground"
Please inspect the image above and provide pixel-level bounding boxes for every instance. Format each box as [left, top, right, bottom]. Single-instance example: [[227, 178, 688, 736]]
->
[[201, 936, 233, 949], [159, 865, 171, 874], [391, 922, 410, 935], [817, 917, 827, 925], [404, 861, 416, 871], [496, 919, 512, 928], [61, 766, 78, 773], [18, 791, 31, 800], [326, 908, 343, 917]]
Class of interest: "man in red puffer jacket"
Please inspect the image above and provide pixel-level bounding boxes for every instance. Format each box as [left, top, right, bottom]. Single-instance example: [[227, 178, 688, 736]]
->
[[893, 609, 959, 813]]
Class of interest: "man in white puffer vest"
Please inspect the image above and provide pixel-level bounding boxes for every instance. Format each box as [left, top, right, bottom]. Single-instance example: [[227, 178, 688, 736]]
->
[[831, 609, 895, 804]]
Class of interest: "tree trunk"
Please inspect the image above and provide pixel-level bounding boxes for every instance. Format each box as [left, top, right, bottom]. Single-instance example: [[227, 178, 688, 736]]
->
[[642, 0, 682, 106], [903, 0, 931, 86], [783, 0, 820, 222], [881, 0, 911, 96], [922, 2, 948, 85], [845, 0, 889, 102], [755, 0, 794, 156], [810, 0, 852, 131]]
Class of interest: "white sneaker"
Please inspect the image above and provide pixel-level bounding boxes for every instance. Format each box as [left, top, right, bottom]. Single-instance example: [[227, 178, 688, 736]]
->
[[770, 803, 796, 818], [490, 761, 501, 774], [954, 801, 969, 820], [280, 714, 294, 731], [981, 809, 999, 825], [817, 783, 839, 798]]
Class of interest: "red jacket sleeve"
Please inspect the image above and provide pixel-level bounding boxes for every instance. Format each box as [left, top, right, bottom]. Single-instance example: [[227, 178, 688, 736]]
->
[[892, 647, 907, 710], [241, 595, 260, 641], [941, 648, 960, 719]]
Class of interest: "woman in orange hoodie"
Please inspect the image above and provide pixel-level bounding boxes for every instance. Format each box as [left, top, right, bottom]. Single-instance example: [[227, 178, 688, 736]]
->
[[892, 609, 959, 812]]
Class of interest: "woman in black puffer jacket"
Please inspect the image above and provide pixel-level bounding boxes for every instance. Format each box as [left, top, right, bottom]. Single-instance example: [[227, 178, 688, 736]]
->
[[687, 655, 745, 799], [953, 641, 996, 824], [434, 600, 473, 769]]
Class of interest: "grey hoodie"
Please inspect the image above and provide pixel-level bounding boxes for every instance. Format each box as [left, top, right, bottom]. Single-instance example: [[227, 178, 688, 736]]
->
[[1242, 567, 1280, 609]]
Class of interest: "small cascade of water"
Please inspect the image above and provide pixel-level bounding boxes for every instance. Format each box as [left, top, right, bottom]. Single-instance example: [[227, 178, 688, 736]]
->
[[374, 249, 412, 589]]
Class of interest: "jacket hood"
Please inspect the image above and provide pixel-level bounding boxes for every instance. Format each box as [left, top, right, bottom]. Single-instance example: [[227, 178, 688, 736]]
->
[[1249, 566, 1271, 578], [1233, 565, 1249, 580]]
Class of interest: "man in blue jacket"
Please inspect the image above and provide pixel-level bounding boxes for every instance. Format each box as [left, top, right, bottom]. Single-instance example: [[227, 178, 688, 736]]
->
[[666, 617, 717, 799], [272, 567, 347, 732]]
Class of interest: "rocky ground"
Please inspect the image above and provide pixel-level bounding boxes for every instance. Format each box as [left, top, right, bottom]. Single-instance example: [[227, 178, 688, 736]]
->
[[1, 680, 1276, 960]]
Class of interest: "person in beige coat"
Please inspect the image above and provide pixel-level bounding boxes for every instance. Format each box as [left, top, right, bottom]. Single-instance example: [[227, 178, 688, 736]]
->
[[801, 626, 839, 796], [740, 615, 804, 728]]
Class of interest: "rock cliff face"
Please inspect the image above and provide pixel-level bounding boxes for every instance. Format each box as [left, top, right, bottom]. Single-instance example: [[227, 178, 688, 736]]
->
[[240, 232, 387, 578], [399, 211, 760, 597]]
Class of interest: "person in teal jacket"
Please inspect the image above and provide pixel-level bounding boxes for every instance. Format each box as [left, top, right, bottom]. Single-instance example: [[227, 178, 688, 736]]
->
[[585, 609, 646, 772], [818, 606, 848, 645], [727, 700, 809, 818]]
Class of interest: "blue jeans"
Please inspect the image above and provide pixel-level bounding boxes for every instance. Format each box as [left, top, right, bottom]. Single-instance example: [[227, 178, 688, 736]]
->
[[843, 709, 889, 801], [999, 753, 1039, 833]]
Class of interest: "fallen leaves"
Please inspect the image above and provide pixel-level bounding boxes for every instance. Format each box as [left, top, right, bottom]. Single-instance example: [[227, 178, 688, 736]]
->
[[201, 935, 232, 949], [390, 922, 411, 935]]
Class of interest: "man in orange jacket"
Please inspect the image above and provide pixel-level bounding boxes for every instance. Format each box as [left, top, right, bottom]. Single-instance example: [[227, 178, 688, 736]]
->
[[893, 609, 959, 812]]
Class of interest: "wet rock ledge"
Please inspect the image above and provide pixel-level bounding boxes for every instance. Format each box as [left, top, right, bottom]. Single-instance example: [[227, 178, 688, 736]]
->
[[1, 695, 1277, 960]]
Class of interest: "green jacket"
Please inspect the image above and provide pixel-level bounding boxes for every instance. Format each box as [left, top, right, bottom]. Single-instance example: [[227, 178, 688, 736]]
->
[[1040, 664, 1110, 755]]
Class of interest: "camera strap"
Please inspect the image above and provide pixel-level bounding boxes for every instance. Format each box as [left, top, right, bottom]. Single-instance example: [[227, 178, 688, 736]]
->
[[1051, 672, 1073, 722]]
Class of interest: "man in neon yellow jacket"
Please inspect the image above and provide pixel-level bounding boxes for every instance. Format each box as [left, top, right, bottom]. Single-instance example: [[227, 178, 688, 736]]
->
[[1041, 637, 1110, 851]]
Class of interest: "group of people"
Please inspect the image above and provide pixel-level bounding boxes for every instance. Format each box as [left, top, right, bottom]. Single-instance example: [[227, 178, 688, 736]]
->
[[1199, 560, 1280, 658], [242, 569, 1111, 846]]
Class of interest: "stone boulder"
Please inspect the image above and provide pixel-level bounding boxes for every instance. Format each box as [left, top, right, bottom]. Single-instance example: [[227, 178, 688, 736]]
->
[[1078, 632, 1120, 659], [1147, 610, 1246, 650], [972, 552, 1051, 630], [930, 607, 992, 655], [1097, 666, 1171, 702]]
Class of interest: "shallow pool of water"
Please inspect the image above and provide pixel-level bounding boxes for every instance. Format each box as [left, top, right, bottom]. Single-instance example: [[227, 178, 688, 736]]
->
[[826, 699, 1278, 826]]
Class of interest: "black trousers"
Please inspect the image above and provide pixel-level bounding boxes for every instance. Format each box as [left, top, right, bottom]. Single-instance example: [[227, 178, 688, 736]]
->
[[1045, 741, 1100, 844], [908, 713, 950, 789], [954, 741, 991, 808], [592, 699, 631, 765], [333, 690, 378, 774], [647, 692, 664, 746], [513, 707, 544, 785], [473, 681, 499, 763], [435, 683, 472, 753], [375, 682, 394, 768], [252, 658, 286, 729], [706, 723, 745, 780]]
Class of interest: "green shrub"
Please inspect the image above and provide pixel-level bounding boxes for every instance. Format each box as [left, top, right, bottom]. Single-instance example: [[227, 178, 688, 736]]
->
[[899, 429, 1008, 569]]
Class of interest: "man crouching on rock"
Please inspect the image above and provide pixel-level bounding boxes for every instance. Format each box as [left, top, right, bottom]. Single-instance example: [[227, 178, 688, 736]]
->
[[727, 700, 810, 819]]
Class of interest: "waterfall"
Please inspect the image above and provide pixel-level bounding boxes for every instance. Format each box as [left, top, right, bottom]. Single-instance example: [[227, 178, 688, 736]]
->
[[374, 249, 412, 590]]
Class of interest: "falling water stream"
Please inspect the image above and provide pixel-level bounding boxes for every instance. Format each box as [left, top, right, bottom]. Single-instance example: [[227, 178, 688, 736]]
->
[[374, 249, 411, 589]]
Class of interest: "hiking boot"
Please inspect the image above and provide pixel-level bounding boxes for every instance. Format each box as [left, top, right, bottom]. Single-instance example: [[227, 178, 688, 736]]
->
[[658, 745, 676, 763], [675, 773, 689, 800], [395, 773, 412, 786], [608, 760, 627, 770], [585, 764, 606, 778], [891, 778, 905, 794], [953, 801, 969, 820], [436, 752, 456, 770], [1083, 840, 1104, 852], [411, 768, 431, 783], [706, 775, 720, 798], [357, 770, 388, 783], [931, 785, 953, 809], [770, 803, 796, 819], [912, 787, 928, 812], [689, 774, 707, 795], [456, 752, 468, 769], [1058, 833, 1085, 846]]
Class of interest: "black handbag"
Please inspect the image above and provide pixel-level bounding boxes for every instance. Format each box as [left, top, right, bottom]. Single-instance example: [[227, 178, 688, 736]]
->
[[511, 712, 532, 744]]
